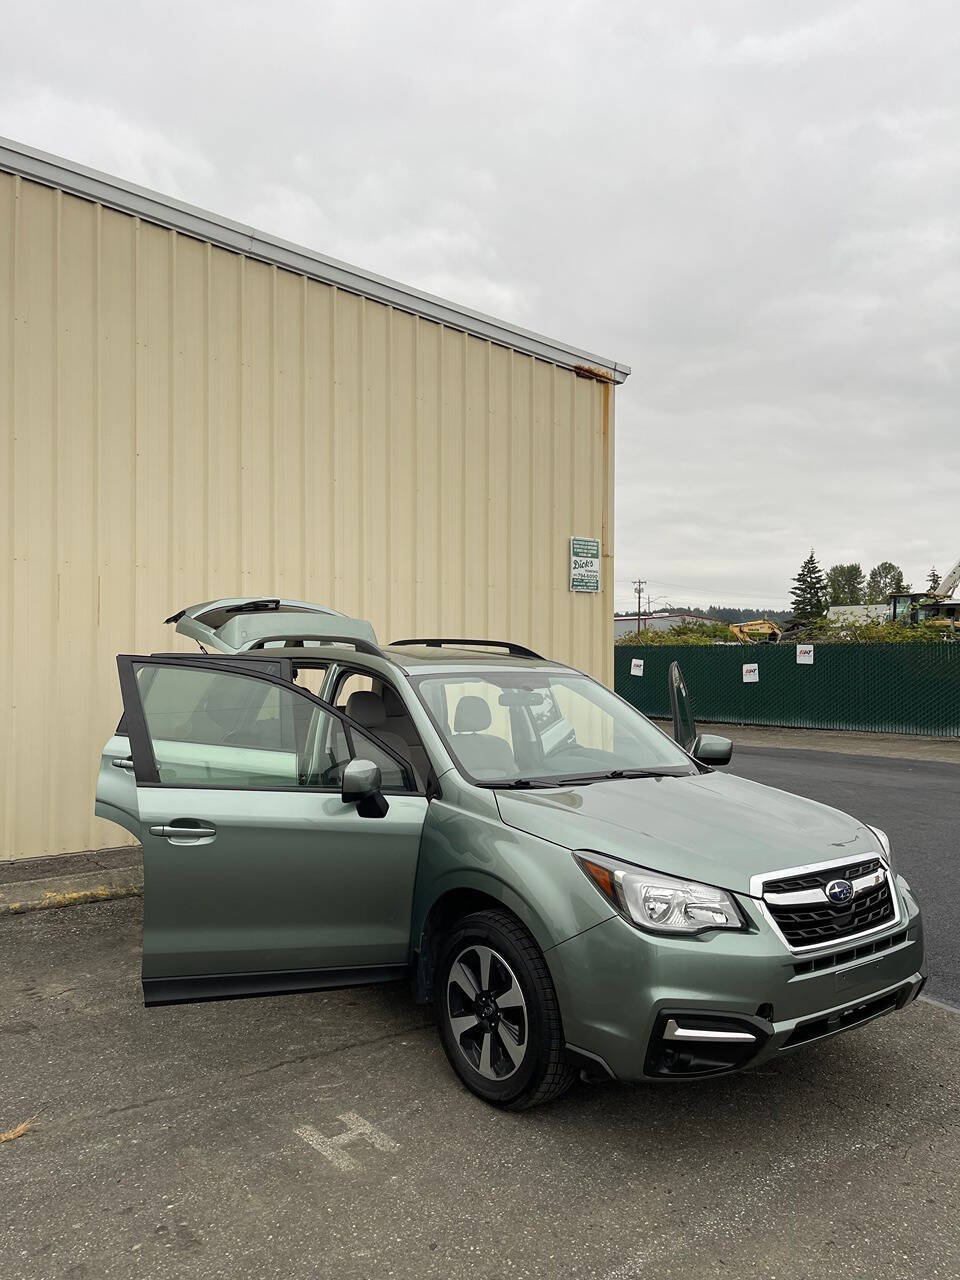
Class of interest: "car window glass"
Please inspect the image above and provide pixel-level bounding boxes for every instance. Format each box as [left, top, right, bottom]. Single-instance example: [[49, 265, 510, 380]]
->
[[334, 672, 375, 708], [412, 671, 693, 783], [417, 678, 449, 731], [445, 681, 513, 740], [136, 665, 321, 787], [552, 684, 614, 753], [326, 669, 426, 788], [311, 718, 410, 791], [429, 679, 520, 781], [293, 664, 329, 699], [132, 664, 412, 793]]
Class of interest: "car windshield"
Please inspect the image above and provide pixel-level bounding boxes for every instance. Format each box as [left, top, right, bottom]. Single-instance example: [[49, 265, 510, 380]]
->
[[411, 670, 696, 785]]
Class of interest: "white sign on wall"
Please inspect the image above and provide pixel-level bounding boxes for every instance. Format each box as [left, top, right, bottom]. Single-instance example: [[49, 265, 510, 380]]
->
[[569, 537, 601, 592], [742, 663, 759, 683], [796, 645, 814, 665], [630, 658, 644, 677]]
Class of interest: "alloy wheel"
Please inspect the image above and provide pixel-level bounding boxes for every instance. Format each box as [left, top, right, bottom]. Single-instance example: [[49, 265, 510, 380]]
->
[[446, 944, 529, 1081]]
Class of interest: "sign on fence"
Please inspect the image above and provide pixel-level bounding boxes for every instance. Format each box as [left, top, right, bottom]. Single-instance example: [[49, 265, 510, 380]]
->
[[630, 658, 644, 677], [797, 645, 814, 665], [742, 663, 759, 683]]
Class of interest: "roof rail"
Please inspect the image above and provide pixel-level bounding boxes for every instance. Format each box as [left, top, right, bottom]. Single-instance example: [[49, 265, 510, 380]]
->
[[389, 637, 544, 660], [247, 635, 385, 657]]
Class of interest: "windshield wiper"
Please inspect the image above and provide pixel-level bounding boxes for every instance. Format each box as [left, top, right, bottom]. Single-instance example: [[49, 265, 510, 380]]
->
[[477, 778, 557, 790], [478, 768, 692, 790], [554, 768, 690, 786]]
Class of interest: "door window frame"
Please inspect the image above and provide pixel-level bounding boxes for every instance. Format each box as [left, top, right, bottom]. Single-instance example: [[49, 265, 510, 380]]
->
[[116, 655, 420, 795], [327, 663, 429, 749]]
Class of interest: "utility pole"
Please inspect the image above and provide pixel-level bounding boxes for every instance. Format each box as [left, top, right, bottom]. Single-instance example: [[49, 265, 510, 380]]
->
[[633, 579, 646, 634]]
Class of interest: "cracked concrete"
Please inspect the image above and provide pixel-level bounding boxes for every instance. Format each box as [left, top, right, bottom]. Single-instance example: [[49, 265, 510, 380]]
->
[[0, 845, 141, 885], [0, 845, 143, 916]]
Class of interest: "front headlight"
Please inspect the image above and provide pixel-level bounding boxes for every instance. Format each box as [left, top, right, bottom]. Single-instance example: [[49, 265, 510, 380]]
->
[[575, 852, 745, 935], [867, 825, 892, 865]]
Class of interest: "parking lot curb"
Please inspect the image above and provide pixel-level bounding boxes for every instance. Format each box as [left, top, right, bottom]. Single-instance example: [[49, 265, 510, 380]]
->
[[0, 866, 143, 916], [919, 992, 960, 1015]]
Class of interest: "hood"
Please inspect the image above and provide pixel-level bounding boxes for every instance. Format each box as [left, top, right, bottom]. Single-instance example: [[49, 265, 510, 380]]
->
[[495, 772, 876, 896]]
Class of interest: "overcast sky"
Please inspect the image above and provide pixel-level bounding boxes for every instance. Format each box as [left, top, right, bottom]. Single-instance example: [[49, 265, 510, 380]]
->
[[4, 1, 958, 610]]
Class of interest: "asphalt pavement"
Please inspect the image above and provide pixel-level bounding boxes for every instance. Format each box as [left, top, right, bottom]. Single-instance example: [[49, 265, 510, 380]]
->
[[3, 741, 959, 1278], [2, 893, 960, 1280], [729, 745, 960, 1008]]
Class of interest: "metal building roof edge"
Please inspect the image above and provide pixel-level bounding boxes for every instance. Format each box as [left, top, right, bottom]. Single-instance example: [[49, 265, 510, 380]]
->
[[0, 135, 631, 384]]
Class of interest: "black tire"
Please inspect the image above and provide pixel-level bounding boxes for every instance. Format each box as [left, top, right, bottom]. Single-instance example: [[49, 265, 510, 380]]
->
[[435, 908, 577, 1110]]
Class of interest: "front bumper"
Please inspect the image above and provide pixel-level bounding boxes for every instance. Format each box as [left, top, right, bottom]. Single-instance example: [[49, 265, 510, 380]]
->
[[549, 873, 924, 1083]]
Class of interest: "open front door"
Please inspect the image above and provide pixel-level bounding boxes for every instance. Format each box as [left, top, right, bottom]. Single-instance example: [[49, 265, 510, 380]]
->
[[668, 660, 698, 754], [116, 656, 428, 1005]]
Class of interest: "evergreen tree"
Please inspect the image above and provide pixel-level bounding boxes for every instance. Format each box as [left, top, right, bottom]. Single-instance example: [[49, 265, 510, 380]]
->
[[927, 566, 941, 593], [826, 562, 866, 606], [790, 550, 828, 623], [865, 561, 910, 603]]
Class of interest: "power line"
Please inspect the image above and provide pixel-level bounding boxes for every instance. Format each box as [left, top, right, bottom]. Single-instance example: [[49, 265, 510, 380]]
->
[[614, 574, 788, 603]]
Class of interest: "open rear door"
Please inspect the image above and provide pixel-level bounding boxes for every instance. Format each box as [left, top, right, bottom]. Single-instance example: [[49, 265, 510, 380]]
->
[[668, 661, 698, 754]]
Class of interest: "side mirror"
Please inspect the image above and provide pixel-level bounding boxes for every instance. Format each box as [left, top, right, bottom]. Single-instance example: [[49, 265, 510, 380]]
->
[[692, 734, 733, 767], [342, 759, 388, 818]]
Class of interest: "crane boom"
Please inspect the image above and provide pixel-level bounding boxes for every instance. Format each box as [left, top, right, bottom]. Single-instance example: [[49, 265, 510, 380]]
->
[[935, 555, 960, 600]]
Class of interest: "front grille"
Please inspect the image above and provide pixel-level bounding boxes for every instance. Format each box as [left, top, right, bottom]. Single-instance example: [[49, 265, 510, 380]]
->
[[763, 857, 881, 896], [764, 868, 895, 948], [793, 928, 908, 976]]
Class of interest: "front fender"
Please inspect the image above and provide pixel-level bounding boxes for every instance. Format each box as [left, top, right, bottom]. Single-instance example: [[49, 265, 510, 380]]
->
[[410, 792, 616, 957]]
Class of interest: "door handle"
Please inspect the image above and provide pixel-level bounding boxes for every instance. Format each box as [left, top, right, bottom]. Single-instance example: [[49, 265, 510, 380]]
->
[[148, 823, 217, 840], [113, 757, 135, 771]]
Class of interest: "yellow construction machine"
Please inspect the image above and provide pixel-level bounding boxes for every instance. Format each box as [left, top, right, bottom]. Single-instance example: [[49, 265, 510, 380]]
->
[[729, 618, 782, 643]]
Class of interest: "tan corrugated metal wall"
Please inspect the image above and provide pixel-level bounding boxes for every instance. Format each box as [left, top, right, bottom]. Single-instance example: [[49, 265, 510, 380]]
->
[[0, 171, 615, 860]]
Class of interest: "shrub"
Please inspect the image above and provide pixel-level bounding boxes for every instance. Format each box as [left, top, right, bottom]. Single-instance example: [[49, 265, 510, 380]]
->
[[615, 621, 732, 646], [614, 617, 956, 646]]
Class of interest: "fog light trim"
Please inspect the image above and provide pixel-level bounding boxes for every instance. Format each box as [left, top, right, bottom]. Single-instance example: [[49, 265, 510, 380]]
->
[[663, 1019, 757, 1044]]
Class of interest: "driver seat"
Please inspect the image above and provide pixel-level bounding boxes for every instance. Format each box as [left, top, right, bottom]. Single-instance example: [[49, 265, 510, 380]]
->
[[344, 691, 411, 764]]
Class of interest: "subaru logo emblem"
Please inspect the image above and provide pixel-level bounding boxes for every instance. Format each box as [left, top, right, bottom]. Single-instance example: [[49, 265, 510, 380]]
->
[[826, 878, 854, 905]]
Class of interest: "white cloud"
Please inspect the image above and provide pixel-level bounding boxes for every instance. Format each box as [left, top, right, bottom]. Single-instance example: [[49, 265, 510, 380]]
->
[[0, 87, 213, 197], [2, 0, 958, 611]]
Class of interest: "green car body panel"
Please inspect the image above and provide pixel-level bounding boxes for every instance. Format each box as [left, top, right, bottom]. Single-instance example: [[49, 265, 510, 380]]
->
[[549, 877, 922, 1080], [410, 770, 618, 957], [494, 770, 879, 897], [97, 621, 925, 1085]]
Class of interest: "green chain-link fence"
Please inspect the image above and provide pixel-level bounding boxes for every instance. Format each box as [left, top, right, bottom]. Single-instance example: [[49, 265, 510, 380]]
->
[[614, 644, 960, 737]]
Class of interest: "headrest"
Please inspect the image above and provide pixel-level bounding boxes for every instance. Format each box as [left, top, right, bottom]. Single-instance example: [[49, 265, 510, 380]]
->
[[454, 695, 492, 733], [345, 690, 387, 728], [383, 686, 406, 718]]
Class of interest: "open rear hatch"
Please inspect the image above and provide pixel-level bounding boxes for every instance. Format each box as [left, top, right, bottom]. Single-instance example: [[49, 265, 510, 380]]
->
[[165, 598, 378, 653]]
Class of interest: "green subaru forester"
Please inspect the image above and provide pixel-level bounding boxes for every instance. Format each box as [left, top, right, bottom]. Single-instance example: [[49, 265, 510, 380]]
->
[[96, 598, 925, 1109]]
